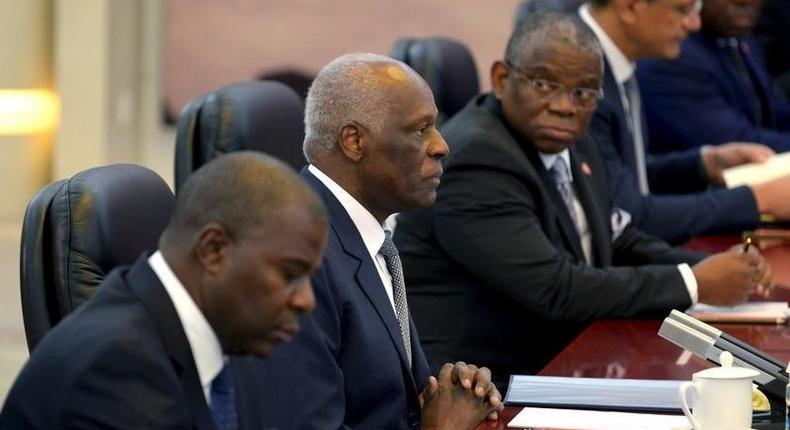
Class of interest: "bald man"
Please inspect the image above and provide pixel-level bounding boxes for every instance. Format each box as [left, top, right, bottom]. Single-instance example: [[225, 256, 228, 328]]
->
[[1, 152, 327, 429], [256, 53, 502, 430]]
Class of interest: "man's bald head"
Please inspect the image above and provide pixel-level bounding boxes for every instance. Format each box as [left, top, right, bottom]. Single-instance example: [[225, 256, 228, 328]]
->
[[160, 151, 326, 250], [505, 11, 603, 71], [303, 53, 429, 163]]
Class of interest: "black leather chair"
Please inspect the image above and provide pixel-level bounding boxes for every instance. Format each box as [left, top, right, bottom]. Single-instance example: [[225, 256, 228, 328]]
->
[[173, 80, 306, 193], [514, 0, 586, 28], [19, 164, 174, 351], [389, 37, 480, 125]]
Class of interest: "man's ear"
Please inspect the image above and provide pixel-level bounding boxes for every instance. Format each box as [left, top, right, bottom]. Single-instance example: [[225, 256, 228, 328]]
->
[[194, 223, 232, 275], [338, 123, 365, 162], [491, 60, 509, 101], [615, 0, 644, 24]]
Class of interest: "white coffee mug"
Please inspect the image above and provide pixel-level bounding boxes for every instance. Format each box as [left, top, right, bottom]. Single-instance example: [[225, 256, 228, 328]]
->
[[678, 351, 760, 430]]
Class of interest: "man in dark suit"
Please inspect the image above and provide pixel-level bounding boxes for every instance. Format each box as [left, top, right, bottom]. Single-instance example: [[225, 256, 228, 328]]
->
[[638, 0, 790, 154], [395, 12, 771, 389], [754, 0, 790, 97], [579, 0, 790, 244], [0, 152, 328, 429], [256, 53, 503, 430]]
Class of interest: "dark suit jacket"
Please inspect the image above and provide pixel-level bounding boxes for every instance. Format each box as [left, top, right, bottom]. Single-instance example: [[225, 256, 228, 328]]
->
[[587, 59, 759, 244], [257, 170, 431, 430], [395, 94, 702, 388], [0, 256, 263, 430], [755, 0, 790, 97], [638, 31, 790, 153]]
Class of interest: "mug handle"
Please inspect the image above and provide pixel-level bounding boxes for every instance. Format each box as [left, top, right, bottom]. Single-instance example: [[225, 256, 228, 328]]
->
[[678, 381, 701, 430]]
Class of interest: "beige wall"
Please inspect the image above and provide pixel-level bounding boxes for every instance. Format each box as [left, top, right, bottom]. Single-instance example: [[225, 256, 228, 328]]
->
[[0, 0, 53, 221], [164, 0, 524, 116], [0, 0, 174, 222]]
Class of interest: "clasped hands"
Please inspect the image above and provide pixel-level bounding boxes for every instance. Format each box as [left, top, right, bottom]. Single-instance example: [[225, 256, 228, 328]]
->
[[420, 361, 504, 430]]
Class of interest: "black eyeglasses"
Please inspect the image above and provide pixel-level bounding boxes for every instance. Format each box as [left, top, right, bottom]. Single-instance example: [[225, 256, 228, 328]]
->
[[505, 61, 604, 111]]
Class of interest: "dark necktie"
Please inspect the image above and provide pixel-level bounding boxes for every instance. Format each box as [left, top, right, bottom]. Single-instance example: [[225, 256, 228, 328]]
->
[[210, 364, 238, 430], [722, 37, 764, 125], [623, 76, 649, 195], [550, 157, 580, 233], [379, 231, 412, 366]]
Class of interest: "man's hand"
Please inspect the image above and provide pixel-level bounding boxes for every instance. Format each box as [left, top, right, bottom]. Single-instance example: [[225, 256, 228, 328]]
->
[[751, 175, 790, 220], [421, 362, 503, 430], [702, 142, 774, 185], [692, 245, 772, 306]]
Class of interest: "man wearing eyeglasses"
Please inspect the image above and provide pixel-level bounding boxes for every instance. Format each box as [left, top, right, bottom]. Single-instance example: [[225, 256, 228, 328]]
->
[[393, 12, 771, 389], [580, 0, 790, 244]]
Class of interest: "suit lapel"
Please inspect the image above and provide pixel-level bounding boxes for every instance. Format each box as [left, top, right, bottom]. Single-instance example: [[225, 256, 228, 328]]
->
[[126, 257, 215, 430], [569, 147, 611, 266], [301, 170, 418, 385], [602, 61, 636, 166], [702, 34, 771, 126], [521, 148, 586, 262], [740, 38, 775, 126]]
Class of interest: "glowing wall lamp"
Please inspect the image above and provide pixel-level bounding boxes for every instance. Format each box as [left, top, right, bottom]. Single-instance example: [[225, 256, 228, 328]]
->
[[0, 89, 59, 135]]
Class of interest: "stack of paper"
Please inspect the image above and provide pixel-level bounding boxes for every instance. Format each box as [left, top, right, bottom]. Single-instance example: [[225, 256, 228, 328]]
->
[[688, 301, 789, 324], [723, 151, 790, 187], [504, 375, 685, 413], [507, 407, 690, 430]]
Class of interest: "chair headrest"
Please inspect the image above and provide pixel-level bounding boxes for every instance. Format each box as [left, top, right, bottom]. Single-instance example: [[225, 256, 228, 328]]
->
[[390, 37, 480, 123], [514, 0, 586, 27], [47, 164, 174, 312], [174, 81, 306, 191]]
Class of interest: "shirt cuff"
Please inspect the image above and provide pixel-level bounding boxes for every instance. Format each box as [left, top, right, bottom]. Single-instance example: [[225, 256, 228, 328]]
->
[[677, 263, 698, 306]]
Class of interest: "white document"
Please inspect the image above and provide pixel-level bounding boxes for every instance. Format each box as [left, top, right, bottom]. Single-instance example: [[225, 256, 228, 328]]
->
[[723, 151, 790, 187], [688, 301, 789, 324], [507, 407, 690, 430]]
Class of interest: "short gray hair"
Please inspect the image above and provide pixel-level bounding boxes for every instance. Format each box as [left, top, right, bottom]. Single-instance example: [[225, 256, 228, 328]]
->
[[303, 53, 418, 162], [505, 12, 603, 71], [161, 151, 326, 247]]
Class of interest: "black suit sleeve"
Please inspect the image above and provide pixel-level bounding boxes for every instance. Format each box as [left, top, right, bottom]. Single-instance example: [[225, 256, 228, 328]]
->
[[59, 339, 190, 429], [587, 103, 759, 244], [258, 263, 354, 430], [431, 150, 691, 323]]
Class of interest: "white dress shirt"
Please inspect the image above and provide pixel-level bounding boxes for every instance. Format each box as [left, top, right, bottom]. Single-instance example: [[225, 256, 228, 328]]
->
[[148, 251, 225, 405], [539, 150, 593, 263], [578, 4, 699, 305], [308, 164, 398, 314]]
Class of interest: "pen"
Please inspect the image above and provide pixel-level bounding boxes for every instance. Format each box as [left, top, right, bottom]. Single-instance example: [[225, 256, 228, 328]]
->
[[742, 233, 753, 254]]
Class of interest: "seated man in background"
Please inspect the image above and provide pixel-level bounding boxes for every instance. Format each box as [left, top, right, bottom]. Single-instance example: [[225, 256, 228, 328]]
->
[[395, 13, 771, 389], [256, 53, 502, 430], [639, 0, 790, 153], [580, 0, 790, 244], [0, 152, 327, 429], [754, 0, 790, 98]]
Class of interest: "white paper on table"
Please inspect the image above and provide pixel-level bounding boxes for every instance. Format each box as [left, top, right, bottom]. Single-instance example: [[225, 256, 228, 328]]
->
[[507, 407, 690, 430], [723, 151, 790, 188], [688, 301, 789, 324]]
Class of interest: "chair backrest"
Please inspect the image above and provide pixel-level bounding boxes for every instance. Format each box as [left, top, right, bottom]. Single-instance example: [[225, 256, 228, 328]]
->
[[19, 164, 175, 351], [173, 80, 306, 193], [514, 0, 586, 28], [390, 37, 480, 125]]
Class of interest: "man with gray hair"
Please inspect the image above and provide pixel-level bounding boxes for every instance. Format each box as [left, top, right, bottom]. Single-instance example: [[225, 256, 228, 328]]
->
[[394, 12, 770, 389], [257, 53, 503, 430]]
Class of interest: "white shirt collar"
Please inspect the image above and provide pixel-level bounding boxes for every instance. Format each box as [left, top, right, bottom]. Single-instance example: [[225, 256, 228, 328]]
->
[[148, 250, 225, 404], [539, 150, 574, 182], [579, 3, 635, 85], [308, 164, 387, 258]]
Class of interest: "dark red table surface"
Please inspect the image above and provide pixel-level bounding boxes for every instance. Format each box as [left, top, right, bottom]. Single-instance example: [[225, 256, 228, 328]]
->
[[475, 238, 790, 429]]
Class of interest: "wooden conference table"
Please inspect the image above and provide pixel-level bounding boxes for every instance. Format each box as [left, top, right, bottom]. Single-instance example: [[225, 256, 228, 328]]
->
[[477, 239, 790, 430]]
